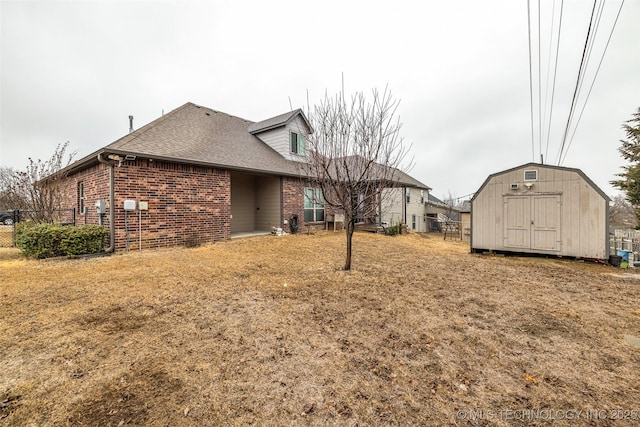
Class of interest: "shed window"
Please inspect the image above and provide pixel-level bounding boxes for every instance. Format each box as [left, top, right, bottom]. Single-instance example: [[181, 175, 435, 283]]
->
[[304, 188, 324, 222], [524, 170, 538, 181]]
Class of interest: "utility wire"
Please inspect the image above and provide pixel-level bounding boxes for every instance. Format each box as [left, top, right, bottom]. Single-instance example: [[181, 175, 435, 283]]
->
[[541, 0, 557, 162], [538, 0, 543, 163], [527, 0, 536, 162], [556, 0, 598, 165], [544, 0, 564, 163], [560, 0, 625, 165], [573, 0, 605, 107]]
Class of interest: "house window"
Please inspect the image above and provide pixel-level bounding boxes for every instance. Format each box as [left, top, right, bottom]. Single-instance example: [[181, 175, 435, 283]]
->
[[405, 188, 411, 203], [78, 182, 85, 214], [304, 188, 324, 222], [412, 214, 416, 230], [524, 170, 538, 181], [290, 132, 305, 155], [420, 190, 425, 204]]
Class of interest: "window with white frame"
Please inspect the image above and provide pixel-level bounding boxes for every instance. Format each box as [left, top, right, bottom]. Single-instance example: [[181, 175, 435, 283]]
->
[[304, 188, 324, 222], [524, 170, 538, 181], [290, 132, 305, 155], [420, 189, 424, 204], [405, 188, 411, 203], [412, 214, 416, 230]]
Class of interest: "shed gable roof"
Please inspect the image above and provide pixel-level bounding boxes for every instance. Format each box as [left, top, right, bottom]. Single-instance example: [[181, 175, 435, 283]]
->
[[471, 162, 611, 202]]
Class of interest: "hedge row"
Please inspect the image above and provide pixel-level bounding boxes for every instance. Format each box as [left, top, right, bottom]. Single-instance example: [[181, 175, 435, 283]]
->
[[16, 223, 108, 259]]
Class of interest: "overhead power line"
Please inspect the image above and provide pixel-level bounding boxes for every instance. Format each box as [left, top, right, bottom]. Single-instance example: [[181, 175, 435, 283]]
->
[[527, 0, 536, 162], [543, 0, 564, 164], [560, 0, 626, 165], [556, 0, 598, 165]]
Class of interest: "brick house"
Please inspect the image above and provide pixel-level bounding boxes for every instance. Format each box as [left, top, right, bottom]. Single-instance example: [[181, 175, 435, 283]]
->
[[57, 102, 429, 251]]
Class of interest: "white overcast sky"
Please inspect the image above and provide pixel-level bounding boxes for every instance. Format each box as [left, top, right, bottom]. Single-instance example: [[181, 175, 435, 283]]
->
[[1, 0, 638, 200]]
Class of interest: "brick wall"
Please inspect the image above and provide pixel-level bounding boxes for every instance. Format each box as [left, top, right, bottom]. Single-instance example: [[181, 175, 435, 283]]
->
[[59, 160, 339, 250], [282, 177, 327, 233], [112, 160, 230, 250], [60, 159, 231, 251], [59, 163, 110, 227], [282, 177, 304, 234]]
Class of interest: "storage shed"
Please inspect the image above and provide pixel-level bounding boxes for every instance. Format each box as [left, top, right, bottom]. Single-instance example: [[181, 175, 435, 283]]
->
[[471, 163, 610, 260]]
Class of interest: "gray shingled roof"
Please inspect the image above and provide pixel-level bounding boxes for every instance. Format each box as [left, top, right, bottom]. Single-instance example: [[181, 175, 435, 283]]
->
[[60, 102, 427, 189], [248, 109, 311, 134], [102, 102, 303, 176]]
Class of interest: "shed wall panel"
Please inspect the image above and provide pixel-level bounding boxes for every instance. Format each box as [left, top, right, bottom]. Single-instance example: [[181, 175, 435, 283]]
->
[[471, 164, 608, 259]]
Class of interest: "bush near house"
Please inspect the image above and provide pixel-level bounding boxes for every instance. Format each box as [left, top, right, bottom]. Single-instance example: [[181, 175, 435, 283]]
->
[[16, 223, 107, 258], [385, 220, 404, 236]]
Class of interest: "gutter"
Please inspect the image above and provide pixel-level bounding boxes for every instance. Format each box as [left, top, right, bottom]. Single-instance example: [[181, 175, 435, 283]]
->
[[97, 153, 115, 253]]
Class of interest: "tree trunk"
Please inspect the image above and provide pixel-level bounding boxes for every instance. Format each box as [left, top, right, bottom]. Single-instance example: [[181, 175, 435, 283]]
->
[[344, 220, 354, 271]]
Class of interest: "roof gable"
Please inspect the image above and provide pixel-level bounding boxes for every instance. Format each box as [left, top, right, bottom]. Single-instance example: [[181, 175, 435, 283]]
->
[[471, 162, 611, 202], [57, 102, 430, 191], [248, 109, 312, 135]]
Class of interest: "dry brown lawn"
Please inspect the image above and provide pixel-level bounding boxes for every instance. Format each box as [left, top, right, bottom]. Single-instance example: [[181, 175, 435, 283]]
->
[[1, 232, 640, 426]]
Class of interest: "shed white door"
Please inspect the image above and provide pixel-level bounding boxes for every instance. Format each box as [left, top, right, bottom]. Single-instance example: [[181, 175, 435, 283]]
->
[[531, 195, 561, 251], [504, 196, 530, 249], [504, 195, 561, 251]]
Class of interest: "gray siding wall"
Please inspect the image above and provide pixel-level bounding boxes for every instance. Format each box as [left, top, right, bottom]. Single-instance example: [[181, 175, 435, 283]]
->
[[471, 165, 608, 259], [231, 173, 281, 233], [253, 116, 310, 162], [381, 187, 428, 231], [231, 173, 255, 233], [406, 188, 427, 232], [381, 188, 403, 226], [255, 176, 281, 231]]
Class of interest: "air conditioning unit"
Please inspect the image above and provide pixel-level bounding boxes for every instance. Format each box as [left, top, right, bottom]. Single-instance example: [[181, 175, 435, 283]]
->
[[510, 183, 519, 190]]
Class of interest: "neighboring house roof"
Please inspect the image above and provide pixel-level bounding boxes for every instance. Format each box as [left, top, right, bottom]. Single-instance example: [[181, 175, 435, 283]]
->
[[248, 109, 312, 134], [315, 154, 430, 190], [471, 162, 611, 202], [59, 102, 428, 189], [396, 170, 430, 190], [428, 194, 445, 205], [426, 193, 460, 213], [458, 200, 471, 213]]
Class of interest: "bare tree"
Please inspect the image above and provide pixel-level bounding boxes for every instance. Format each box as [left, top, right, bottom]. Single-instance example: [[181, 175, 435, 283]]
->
[[610, 194, 637, 229], [0, 166, 19, 210], [303, 87, 412, 270], [2, 142, 76, 222], [442, 191, 458, 240]]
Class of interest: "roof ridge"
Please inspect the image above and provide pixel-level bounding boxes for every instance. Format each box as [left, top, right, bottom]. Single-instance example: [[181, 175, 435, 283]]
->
[[248, 109, 307, 134], [106, 102, 195, 150]]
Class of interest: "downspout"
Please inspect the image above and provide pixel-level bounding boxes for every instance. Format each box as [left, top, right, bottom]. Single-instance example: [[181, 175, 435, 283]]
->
[[403, 187, 407, 229], [97, 153, 115, 253]]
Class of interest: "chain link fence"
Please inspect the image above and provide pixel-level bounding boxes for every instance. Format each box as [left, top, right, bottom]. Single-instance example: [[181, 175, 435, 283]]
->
[[0, 209, 76, 248]]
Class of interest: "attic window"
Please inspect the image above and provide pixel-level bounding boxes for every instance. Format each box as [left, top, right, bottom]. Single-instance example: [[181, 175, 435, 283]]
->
[[290, 132, 305, 155], [524, 170, 538, 181]]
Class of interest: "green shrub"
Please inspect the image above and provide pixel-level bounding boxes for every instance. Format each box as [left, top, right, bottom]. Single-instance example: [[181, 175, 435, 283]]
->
[[16, 223, 107, 259], [386, 220, 404, 236], [60, 225, 108, 256]]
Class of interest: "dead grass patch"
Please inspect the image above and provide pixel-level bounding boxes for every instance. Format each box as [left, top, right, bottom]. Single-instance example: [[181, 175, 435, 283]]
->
[[1, 231, 640, 426]]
